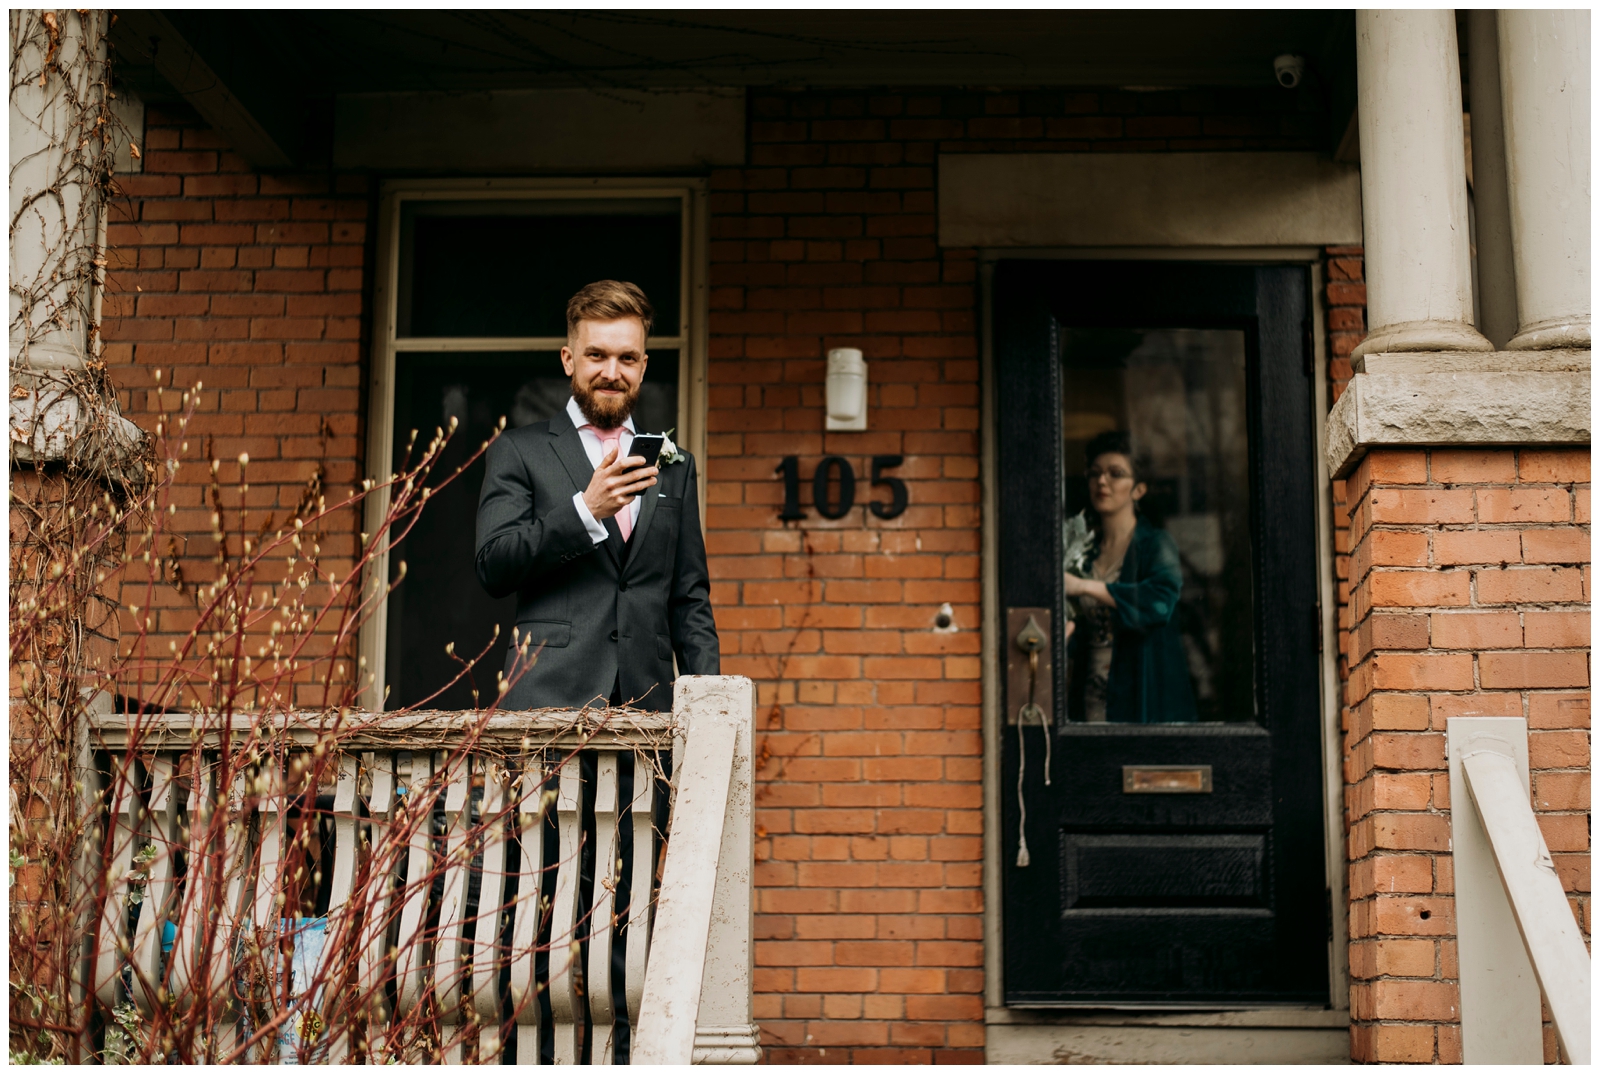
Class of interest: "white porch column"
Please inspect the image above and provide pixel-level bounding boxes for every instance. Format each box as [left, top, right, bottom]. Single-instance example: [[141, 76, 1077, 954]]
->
[[9, 10, 144, 469], [1353, 10, 1492, 356], [9, 9, 109, 372], [1498, 10, 1591, 350]]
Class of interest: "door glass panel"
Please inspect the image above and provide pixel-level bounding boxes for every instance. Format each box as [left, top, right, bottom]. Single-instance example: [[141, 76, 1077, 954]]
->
[[384, 349, 680, 710], [1059, 328, 1255, 724], [397, 198, 682, 338]]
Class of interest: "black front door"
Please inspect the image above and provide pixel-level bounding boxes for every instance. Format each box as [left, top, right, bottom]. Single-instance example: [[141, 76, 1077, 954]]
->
[[995, 260, 1328, 1006]]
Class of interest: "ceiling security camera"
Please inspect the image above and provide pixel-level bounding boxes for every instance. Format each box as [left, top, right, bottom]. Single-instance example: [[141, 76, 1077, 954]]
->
[[1274, 54, 1305, 89]]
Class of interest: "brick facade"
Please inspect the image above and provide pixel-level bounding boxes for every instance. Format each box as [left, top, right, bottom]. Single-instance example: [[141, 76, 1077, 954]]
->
[[706, 85, 1321, 1063], [1339, 446, 1590, 1064], [91, 89, 1589, 1065], [1322, 248, 1591, 1063], [101, 102, 369, 706]]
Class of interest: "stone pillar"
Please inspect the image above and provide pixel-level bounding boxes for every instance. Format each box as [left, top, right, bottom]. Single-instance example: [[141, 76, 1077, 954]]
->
[[9, 9, 109, 372], [1353, 10, 1492, 356], [1498, 10, 1591, 351], [9, 10, 143, 469], [1466, 11, 1519, 350]]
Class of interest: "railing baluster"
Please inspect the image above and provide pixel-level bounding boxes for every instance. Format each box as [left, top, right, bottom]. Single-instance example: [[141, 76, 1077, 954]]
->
[[251, 753, 286, 1064], [473, 758, 513, 1063], [168, 755, 214, 1013], [588, 752, 620, 1063], [509, 757, 546, 1065], [211, 765, 253, 1061], [393, 752, 436, 1041], [323, 753, 360, 1063], [435, 750, 474, 1063], [624, 755, 656, 1037], [131, 753, 179, 1017], [357, 751, 398, 1063], [93, 753, 141, 1013], [548, 756, 583, 1064]]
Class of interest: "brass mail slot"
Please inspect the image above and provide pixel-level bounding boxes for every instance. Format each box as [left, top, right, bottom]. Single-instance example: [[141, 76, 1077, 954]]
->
[[1123, 765, 1213, 794]]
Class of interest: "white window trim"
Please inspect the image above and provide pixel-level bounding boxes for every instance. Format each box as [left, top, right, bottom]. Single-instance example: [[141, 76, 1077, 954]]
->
[[359, 176, 709, 709]]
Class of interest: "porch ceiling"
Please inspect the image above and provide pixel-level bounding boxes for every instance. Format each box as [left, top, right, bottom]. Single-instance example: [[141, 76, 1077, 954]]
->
[[110, 9, 1356, 166], [119, 10, 1352, 92]]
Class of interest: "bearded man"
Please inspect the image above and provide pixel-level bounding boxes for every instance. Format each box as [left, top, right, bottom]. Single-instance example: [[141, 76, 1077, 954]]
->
[[475, 280, 718, 711]]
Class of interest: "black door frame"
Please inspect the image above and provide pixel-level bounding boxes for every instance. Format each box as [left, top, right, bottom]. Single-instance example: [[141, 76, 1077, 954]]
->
[[980, 254, 1343, 1012]]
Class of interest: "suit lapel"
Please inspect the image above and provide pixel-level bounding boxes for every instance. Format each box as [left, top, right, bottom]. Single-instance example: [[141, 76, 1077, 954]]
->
[[548, 409, 621, 572]]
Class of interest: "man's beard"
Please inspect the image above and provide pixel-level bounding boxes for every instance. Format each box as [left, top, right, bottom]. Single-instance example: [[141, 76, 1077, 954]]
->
[[572, 374, 639, 429]]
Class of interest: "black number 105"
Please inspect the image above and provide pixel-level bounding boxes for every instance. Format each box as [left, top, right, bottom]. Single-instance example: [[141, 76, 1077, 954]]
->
[[776, 455, 907, 521]]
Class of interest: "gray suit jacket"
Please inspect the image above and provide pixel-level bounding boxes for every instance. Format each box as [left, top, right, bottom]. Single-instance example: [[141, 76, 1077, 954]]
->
[[474, 408, 719, 711]]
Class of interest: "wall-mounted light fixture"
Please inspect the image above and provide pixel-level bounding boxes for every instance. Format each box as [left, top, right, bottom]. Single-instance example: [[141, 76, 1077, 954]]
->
[[825, 347, 867, 431]]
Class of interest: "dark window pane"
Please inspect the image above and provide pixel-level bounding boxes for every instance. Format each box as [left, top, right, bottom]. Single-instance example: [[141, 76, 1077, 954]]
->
[[1060, 328, 1256, 724], [384, 350, 679, 711], [398, 198, 681, 339]]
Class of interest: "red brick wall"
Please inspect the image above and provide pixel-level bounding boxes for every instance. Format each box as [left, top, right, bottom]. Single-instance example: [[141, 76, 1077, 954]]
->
[[1340, 449, 1591, 1063], [1322, 249, 1590, 1063], [101, 102, 369, 707], [706, 87, 1321, 1064], [97, 90, 1593, 1068], [99, 88, 1321, 1062]]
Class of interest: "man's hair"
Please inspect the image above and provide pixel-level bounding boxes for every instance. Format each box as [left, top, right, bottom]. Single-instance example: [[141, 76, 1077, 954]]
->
[[566, 280, 654, 340]]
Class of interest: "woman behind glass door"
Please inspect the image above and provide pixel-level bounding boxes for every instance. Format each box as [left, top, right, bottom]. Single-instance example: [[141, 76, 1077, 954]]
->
[[1063, 430, 1197, 724]]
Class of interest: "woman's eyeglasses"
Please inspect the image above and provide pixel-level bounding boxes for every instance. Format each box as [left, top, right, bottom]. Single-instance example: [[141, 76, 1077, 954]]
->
[[1085, 467, 1134, 483]]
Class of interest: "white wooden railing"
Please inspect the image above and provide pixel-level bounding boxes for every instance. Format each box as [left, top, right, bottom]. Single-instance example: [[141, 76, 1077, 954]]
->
[[1449, 716, 1590, 1065], [85, 675, 760, 1065]]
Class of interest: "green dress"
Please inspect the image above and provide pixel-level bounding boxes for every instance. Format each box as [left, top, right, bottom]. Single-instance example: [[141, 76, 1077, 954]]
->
[[1069, 519, 1198, 724]]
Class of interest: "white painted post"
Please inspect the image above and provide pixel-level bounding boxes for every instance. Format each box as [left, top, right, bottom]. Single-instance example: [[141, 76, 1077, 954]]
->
[[682, 676, 761, 1064], [632, 675, 755, 1064], [1448, 717, 1543, 1063]]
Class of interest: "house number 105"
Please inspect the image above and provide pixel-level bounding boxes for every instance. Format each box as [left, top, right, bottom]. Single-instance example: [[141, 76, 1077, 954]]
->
[[775, 455, 908, 521]]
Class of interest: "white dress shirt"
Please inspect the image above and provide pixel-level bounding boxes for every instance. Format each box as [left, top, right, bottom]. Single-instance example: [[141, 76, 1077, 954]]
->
[[567, 396, 639, 544]]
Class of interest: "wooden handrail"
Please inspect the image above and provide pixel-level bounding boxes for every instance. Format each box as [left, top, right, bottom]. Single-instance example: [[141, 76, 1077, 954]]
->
[[1449, 717, 1591, 1065], [1462, 749, 1591, 1064], [87, 707, 676, 750]]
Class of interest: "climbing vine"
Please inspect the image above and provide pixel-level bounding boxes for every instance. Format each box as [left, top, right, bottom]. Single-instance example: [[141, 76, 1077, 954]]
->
[[8, 9, 148, 1063]]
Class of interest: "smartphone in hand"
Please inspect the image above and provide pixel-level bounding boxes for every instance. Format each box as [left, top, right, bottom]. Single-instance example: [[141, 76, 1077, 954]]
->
[[623, 434, 665, 469]]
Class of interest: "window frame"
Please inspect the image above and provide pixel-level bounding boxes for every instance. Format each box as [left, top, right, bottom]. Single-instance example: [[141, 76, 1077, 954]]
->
[[360, 177, 709, 707]]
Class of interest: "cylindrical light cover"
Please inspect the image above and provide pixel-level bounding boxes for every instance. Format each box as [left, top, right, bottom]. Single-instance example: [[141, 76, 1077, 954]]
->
[[825, 347, 867, 430]]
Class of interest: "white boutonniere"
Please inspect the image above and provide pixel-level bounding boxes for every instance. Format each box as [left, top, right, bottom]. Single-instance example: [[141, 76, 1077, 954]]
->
[[657, 428, 685, 465]]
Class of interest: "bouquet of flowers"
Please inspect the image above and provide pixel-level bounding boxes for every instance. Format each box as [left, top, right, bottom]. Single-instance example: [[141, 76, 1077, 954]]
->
[[1062, 509, 1095, 619]]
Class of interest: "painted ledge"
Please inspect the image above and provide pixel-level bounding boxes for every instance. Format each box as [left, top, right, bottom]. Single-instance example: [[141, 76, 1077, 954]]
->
[[1326, 351, 1590, 477]]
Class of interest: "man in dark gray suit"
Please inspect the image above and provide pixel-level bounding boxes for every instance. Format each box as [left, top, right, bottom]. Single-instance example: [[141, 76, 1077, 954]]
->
[[475, 280, 718, 711]]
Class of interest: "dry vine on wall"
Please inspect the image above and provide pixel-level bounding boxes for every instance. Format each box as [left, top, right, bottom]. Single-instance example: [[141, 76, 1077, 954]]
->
[[9, 9, 150, 1063]]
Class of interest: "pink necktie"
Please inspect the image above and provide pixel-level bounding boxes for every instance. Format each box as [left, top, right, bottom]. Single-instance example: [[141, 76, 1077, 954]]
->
[[588, 426, 633, 540]]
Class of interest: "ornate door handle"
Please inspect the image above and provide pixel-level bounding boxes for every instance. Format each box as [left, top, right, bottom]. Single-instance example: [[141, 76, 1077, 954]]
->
[[1012, 612, 1052, 867]]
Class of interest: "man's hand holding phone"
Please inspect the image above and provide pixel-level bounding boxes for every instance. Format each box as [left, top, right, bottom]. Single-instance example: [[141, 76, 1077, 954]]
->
[[582, 439, 660, 521]]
